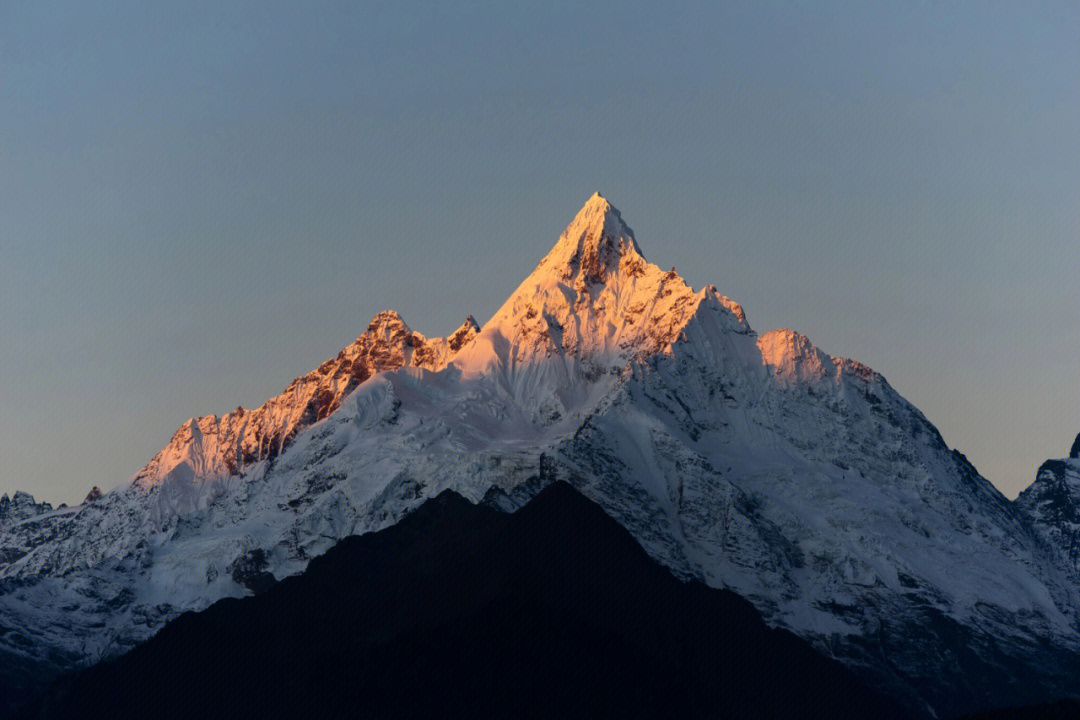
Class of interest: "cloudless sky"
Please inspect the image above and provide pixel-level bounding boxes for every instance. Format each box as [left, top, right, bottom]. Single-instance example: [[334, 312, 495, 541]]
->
[[2, 1, 1077, 504]]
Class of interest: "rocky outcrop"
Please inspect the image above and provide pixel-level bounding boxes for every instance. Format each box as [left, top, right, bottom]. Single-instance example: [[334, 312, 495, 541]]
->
[[0, 492, 51, 530], [131, 310, 479, 505], [1016, 444, 1080, 579]]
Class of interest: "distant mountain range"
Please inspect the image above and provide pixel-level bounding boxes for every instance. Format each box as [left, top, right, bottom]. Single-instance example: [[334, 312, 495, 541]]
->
[[3, 194, 1079, 717]]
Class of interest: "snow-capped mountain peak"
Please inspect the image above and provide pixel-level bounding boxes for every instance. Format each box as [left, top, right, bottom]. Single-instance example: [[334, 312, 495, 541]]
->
[[453, 194, 749, 406], [537, 191, 644, 283]]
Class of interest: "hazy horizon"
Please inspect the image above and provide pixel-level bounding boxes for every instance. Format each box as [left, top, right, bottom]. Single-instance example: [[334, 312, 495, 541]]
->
[[3, 2, 1078, 505]]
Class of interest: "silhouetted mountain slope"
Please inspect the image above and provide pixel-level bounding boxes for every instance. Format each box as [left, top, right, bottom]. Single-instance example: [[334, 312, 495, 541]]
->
[[18, 482, 906, 720], [961, 698, 1080, 720]]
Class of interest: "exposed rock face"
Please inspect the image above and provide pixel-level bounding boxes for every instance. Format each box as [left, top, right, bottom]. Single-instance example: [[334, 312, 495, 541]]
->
[[1016, 450, 1080, 579], [0, 492, 51, 530], [447, 315, 480, 352]]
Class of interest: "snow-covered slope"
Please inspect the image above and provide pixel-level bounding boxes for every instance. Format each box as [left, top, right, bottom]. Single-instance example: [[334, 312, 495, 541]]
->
[[2, 194, 1079, 717]]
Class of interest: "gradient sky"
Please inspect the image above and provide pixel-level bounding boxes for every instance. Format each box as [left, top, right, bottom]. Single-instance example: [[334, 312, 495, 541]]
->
[[2, 2, 1078, 505]]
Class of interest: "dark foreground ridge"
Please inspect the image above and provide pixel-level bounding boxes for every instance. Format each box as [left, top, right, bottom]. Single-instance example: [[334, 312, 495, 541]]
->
[[19, 482, 907, 720], [962, 698, 1080, 720]]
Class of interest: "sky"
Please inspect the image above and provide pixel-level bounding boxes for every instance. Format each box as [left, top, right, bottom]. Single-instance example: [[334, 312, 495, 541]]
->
[[1, 1, 1077, 504]]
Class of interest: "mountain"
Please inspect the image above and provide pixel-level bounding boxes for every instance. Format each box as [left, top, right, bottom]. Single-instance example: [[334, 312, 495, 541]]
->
[[2, 194, 1079, 717], [16, 482, 906, 720]]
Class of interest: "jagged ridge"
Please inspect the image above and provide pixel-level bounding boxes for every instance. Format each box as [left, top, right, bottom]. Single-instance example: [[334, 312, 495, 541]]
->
[[130, 310, 479, 515]]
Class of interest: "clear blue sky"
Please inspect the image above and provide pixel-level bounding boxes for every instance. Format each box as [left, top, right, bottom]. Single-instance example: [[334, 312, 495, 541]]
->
[[2, 2, 1077, 504]]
